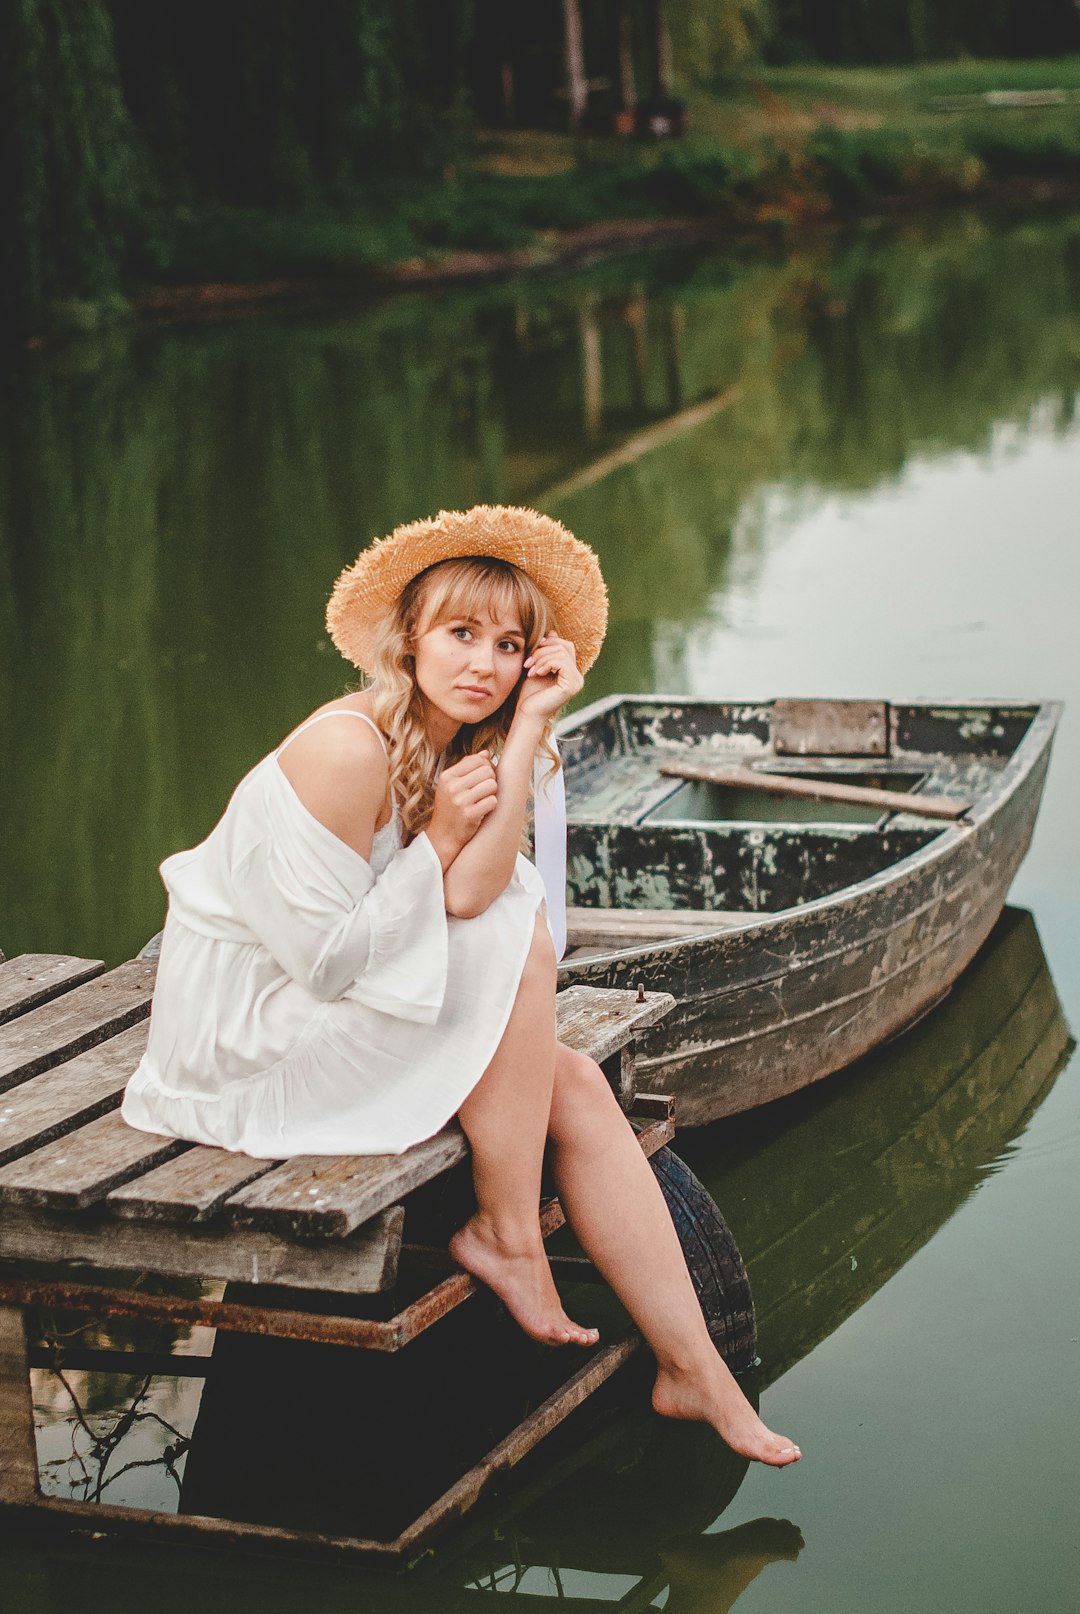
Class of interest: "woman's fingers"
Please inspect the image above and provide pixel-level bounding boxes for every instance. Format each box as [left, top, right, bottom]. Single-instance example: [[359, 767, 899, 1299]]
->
[[444, 751, 495, 779]]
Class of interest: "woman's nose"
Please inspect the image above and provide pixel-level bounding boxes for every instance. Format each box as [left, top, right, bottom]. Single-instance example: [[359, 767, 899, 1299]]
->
[[469, 639, 496, 672]]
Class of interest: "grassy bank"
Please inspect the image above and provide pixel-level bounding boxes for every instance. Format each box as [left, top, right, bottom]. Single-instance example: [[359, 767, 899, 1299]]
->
[[83, 58, 1080, 319]]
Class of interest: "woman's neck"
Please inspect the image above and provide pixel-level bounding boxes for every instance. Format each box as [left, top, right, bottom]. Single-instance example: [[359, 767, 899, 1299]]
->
[[420, 698, 461, 755]]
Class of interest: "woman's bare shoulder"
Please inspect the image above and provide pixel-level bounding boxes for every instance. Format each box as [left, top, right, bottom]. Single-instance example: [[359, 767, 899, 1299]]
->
[[277, 698, 390, 856]]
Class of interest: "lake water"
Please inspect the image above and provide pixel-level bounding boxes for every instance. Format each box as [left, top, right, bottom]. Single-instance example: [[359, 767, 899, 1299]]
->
[[2, 205, 1079, 1611]]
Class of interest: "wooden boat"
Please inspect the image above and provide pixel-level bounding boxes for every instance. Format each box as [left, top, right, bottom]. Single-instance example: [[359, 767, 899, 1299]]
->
[[557, 695, 1060, 1124]]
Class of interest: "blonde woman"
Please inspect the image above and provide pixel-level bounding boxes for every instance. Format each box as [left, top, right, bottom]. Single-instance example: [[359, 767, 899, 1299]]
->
[[123, 506, 800, 1468]]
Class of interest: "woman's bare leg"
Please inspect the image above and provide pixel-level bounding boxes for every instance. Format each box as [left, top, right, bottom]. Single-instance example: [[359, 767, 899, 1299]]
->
[[449, 920, 599, 1347], [547, 1045, 800, 1467]]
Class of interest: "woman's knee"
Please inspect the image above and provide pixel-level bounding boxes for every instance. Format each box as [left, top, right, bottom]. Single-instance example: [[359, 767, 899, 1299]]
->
[[549, 1044, 622, 1140]]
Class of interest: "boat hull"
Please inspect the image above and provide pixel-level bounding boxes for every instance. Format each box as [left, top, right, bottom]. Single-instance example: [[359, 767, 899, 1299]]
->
[[559, 703, 1057, 1124]]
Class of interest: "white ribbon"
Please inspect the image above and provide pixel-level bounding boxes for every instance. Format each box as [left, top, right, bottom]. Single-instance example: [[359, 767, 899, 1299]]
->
[[532, 738, 567, 961]]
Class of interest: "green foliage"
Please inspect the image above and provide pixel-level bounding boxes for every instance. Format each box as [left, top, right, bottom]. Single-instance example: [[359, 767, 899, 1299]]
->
[[0, 0, 149, 329], [765, 1, 1079, 66], [665, 0, 773, 78]]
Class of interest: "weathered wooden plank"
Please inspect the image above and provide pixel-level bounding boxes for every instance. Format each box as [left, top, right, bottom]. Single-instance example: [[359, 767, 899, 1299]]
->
[[772, 698, 888, 757], [107, 1146, 278, 1223], [566, 907, 751, 949], [225, 1126, 469, 1240], [8, 1491, 408, 1565], [0, 1205, 403, 1296], [0, 1304, 39, 1504], [395, 1333, 642, 1554], [0, 959, 156, 1092], [0, 1110, 185, 1209], [659, 761, 970, 822], [554, 985, 675, 1066], [0, 1023, 148, 1167], [0, 954, 105, 1026]]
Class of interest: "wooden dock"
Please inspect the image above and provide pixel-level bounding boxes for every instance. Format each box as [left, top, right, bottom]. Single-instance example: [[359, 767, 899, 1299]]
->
[[0, 949, 693, 1560]]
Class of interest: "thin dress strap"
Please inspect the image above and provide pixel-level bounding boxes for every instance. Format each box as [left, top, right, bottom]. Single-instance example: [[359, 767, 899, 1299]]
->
[[277, 709, 389, 759]]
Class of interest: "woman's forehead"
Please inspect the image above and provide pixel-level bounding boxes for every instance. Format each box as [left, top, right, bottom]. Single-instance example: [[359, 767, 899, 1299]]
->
[[440, 605, 524, 634]]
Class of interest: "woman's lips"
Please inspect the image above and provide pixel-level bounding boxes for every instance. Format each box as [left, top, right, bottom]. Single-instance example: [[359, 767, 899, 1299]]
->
[[458, 685, 493, 698]]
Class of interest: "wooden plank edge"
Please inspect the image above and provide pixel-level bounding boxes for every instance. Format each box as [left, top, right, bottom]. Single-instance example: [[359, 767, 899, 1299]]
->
[[107, 1154, 280, 1224], [0, 1304, 39, 1504], [223, 1128, 470, 1241], [395, 1332, 642, 1557], [0, 1203, 405, 1297], [0, 957, 106, 1027], [0, 997, 154, 1094], [0, 1091, 127, 1170], [0, 1134, 190, 1211], [0, 1276, 409, 1353], [0, 1493, 409, 1565]]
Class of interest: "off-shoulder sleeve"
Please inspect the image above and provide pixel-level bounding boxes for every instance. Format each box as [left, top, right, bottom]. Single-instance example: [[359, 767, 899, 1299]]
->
[[229, 777, 448, 1019]]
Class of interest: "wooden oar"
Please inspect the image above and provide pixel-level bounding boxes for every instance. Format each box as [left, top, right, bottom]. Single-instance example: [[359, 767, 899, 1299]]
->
[[658, 761, 971, 822]]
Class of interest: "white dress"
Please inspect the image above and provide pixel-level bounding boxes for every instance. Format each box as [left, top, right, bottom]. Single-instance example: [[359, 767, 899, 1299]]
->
[[121, 711, 548, 1158]]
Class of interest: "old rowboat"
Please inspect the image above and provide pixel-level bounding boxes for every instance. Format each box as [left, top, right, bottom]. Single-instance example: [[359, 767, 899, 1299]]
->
[[556, 696, 1060, 1125]]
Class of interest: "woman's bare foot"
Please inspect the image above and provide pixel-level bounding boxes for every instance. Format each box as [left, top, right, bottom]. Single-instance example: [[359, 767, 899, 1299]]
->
[[449, 1214, 600, 1347], [652, 1358, 801, 1467]]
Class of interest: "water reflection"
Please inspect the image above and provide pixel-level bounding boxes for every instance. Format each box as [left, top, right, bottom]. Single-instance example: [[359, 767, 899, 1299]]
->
[[19, 907, 1070, 1609], [2, 211, 1079, 964]]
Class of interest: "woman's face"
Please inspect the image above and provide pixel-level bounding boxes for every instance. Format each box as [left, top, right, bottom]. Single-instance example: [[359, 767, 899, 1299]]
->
[[412, 603, 527, 732]]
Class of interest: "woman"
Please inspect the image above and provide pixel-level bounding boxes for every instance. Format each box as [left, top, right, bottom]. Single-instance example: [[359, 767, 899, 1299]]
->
[[123, 505, 800, 1468]]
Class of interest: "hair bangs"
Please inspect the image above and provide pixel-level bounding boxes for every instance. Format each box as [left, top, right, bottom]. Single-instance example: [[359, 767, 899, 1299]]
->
[[411, 558, 553, 650]]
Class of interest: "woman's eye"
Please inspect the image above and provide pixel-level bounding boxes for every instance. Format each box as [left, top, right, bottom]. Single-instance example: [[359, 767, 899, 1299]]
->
[[499, 641, 523, 654], [451, 626, 472, 641]]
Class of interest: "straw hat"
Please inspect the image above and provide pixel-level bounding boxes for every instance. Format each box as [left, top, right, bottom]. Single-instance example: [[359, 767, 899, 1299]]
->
[[326, 505, 608, 674]]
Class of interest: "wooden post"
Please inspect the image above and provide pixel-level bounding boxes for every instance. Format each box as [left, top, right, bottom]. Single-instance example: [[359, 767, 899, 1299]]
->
[[648, 0, 673, 98], [578, 296, 603, 440], [500, 60, 516, 126], [665, 302, 685, 411], [561, 0, 588, 131], [0, 1304, 39, 1504], [624, 290, 648, 414], [615, 0, 636, 130]]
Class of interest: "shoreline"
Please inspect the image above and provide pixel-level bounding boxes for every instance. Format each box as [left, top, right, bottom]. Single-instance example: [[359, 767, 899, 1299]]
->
[[122, 171, 1080, 328]]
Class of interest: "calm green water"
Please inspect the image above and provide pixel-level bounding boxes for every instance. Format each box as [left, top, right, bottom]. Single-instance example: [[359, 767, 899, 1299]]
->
[[2, 206, 1080, 1611]]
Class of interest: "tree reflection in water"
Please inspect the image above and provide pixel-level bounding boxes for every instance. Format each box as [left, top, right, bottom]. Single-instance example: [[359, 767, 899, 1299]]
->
[[2, 210, 1079, 967]]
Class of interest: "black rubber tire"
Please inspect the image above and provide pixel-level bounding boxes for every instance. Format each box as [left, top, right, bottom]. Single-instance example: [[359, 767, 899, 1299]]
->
[[649, 1145, 757, 1373]]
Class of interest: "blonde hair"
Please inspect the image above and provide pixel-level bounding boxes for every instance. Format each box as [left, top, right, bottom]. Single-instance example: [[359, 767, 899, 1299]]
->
[[368, 557, 559, 839]]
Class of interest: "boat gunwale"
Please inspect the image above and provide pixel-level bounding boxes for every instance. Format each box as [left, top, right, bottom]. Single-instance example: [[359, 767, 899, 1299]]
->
[[557, 696, 1061, 972]]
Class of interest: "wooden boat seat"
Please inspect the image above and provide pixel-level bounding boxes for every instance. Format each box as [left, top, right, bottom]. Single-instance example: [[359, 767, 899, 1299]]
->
[[566, 904, 755, 953]]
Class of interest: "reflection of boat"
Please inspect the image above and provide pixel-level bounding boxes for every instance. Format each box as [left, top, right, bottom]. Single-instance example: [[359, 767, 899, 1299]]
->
[[697, 904, 1074, 1386], [557, 696, 1060, 1125]]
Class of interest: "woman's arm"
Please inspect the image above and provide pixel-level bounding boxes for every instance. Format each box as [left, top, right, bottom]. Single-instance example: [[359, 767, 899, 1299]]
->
[[442, 633, 582, 918], [441, 711, 545, 918], [236, 717, 448, 1013]]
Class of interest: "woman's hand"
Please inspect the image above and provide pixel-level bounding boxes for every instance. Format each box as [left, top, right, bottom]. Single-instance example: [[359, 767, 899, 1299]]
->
[[426, 751, 499, 870], [514, 633, 583, 723]]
